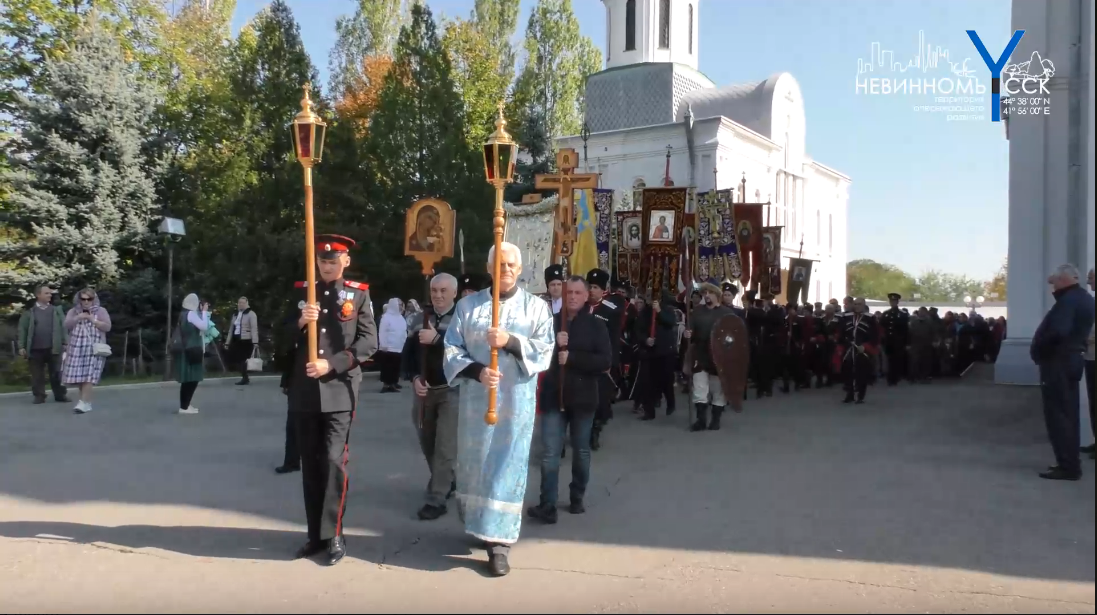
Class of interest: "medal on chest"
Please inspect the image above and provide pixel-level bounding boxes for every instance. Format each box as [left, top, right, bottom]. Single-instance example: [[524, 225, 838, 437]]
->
[[341, 299, 354, 318]]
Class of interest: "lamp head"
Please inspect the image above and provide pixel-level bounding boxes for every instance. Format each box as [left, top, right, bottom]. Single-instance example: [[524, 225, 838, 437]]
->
[[291, 83, 327, 166], [482, 102, 517, 185]]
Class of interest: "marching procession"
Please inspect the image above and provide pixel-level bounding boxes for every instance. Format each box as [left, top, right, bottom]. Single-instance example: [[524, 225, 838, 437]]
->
[[274, 101, 1008, 578]]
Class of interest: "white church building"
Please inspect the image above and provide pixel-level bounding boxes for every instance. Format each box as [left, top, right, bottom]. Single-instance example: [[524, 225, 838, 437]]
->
[[996, 0, 1094, 388], [556, 0, 851, 303]]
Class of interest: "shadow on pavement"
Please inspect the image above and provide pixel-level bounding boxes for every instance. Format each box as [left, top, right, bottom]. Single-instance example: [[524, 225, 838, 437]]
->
[[0, 375, 1094, 583]]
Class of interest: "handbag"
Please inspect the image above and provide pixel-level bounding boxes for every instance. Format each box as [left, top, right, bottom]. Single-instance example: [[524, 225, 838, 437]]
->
[[246, 346, 264, 372], [92, 342, 112, 357]]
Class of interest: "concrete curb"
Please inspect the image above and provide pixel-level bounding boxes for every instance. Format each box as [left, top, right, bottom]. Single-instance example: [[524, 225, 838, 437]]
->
[[0, 371, 382, 399], [0, 375, 281, 399]]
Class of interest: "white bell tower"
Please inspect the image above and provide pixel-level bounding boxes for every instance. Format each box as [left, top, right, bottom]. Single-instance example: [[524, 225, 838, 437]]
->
[[602, 0, 700, 71]]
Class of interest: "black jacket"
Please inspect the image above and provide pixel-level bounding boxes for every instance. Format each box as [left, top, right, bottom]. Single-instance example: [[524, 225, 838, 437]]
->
[[400, 304, 456, 387], [285, 278, 378, 413], [540, 308, 612, 414], [634, 304, 677, 358], [589, 298, 623, 368], [1031, 284, 1095, 364]]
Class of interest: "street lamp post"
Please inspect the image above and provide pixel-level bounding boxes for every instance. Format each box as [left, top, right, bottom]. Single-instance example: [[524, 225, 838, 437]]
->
[[158, 217, 186, 379], [964, 294, 985, 314], [481, 101, 518, 426], [291, 83, 327, 363]]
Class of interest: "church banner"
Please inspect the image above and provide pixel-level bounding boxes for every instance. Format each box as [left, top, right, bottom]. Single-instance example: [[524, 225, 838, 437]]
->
[[733, 203, 764, 289], [593, 189, 614, 273], [615, 210, 642, 287], [761, 226, 783, 297], [696, 189, 743, 284], [640, 187, 688, 299], [786, 257, 815, 305]]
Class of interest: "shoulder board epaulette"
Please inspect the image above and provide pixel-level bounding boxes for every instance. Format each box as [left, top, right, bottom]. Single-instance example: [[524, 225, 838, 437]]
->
[[601, 299, 618, 310], [294, 281, 308, 288], [344, 281, 369, 290]]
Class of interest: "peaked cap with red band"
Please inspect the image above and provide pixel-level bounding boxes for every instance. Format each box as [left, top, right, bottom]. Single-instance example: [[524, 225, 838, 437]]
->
[[316, 234, 356, 259]]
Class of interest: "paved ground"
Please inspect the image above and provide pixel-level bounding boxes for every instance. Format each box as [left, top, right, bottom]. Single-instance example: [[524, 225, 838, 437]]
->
[[0, 373, 1093, 613]]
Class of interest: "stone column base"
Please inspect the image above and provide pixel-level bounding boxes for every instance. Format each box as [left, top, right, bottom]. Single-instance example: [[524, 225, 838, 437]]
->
[[994, 338, 1039, 385]]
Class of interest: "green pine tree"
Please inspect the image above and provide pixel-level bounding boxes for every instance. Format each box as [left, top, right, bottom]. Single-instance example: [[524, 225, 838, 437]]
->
[[0, 16, 166, 306], [364, 3, 491, 300], [169, 0, 322, 323]]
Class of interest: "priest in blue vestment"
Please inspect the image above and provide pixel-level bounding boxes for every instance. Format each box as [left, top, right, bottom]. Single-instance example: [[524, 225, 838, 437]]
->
[[443, 241, 555, 577]]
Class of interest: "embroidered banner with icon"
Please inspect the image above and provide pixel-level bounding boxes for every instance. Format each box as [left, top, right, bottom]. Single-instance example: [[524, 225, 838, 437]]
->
[[786, 257, 816, 305], [732, 203, 764, 288], [696, 189, 742, 284], [616, 210, 643, 287], [640, 187, 688, 299], [761, 226, 783, 297]]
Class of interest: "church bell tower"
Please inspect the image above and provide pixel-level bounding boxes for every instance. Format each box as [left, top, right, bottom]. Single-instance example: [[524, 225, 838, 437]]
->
[[602, 0, 700, 71]]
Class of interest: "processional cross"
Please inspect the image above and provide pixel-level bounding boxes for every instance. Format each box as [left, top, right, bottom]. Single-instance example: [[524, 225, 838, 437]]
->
[[535, 148, 599, 266]]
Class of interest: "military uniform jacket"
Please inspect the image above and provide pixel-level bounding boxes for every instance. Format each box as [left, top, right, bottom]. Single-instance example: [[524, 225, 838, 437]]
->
[[286, 278, 378, 413], [588, 298, 623, 368], [880, 307, 909, 346], [841, 313, 878, 354]]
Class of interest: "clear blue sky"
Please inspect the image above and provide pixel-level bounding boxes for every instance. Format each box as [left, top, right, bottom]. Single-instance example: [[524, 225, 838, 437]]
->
[[233, 0, 1011, 281]]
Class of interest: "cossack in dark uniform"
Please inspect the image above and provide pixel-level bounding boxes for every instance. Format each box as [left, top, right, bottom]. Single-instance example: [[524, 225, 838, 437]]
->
[[458, 272, 488, 298], [542, 264, 564, 314], [584, 268, 622, 450], [840, 306, 877, 403], [286, 234, 378, 566], [722, 282, 746, 319], [880, 292, 910, 385]]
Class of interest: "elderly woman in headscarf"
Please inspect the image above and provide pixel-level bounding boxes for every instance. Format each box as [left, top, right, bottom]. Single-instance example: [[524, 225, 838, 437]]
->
[[174, 293, 211, 415], [62, 287, 112, 414], [377, 297, 408, 393], [404, 299, 422, 331]]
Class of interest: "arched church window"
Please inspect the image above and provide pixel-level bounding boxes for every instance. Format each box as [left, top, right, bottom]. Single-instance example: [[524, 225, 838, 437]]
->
[[784, 133, 790, 169], [688, 5, 694, 54], [633, 178, 646, 189], [625, 0, 636, 51], [659, 0, 670, 49]]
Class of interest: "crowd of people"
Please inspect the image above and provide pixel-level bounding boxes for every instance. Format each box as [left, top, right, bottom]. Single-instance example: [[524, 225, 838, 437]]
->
[[14, 235, 1093, 579]]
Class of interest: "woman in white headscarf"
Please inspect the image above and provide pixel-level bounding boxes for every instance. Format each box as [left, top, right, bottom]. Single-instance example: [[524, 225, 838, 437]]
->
[[378, 297, 408, 393], [404, 299, 422, 331], [174, 293, 210, 415]]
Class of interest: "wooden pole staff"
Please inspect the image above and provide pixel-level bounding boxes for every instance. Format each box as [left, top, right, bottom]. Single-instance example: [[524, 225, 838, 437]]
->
[[292, 83, 327, 364], [483, 103, 517, 426]]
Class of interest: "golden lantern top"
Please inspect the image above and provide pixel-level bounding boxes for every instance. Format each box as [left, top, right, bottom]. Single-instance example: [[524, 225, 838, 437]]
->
[[482, 101, 517, 184], [292, 82, 327, 165]]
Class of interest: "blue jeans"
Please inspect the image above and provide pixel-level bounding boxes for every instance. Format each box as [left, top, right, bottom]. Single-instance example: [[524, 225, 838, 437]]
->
[[538, 409, 595, 509]]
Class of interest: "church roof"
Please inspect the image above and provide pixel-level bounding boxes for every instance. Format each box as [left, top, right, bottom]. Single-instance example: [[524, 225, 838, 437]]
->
[[675, 73, 791, 140]]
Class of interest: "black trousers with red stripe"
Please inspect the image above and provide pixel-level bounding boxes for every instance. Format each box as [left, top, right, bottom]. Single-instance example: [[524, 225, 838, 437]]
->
[[294, 411, 354, 542]]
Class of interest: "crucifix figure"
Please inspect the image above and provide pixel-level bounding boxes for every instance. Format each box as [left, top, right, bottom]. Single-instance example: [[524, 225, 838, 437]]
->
[[536, 148, 599, 264]]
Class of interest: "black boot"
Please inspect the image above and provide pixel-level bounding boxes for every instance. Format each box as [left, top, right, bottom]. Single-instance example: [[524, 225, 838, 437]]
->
[[856, 390, 866, 404], [708, 406, 723, 431], [690, 403, 708, 432], [843, 390, 854, 403]]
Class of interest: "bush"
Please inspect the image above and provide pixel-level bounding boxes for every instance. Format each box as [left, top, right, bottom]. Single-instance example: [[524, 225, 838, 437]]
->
[[0, 357, 32, 385]]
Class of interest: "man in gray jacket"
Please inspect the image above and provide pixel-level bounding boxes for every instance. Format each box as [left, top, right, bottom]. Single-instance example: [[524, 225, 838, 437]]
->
[[1030, 264, 1095, 481], [17, 285, 69, 404]]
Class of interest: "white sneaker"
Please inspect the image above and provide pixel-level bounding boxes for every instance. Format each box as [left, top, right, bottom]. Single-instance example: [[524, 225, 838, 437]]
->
[[74, 401, 92, 414], [178, 406, 199, 415]]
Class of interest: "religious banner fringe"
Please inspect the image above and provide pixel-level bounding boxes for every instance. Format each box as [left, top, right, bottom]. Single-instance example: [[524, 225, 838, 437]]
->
[[640, 187, 688, 299], [761, 226, 783, 297], [787, 257, 816, 305], [696, 189, 743, 284]]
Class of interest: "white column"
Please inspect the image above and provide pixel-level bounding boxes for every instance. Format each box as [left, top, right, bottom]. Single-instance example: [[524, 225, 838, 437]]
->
[[997, 0, 1067, 385]]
